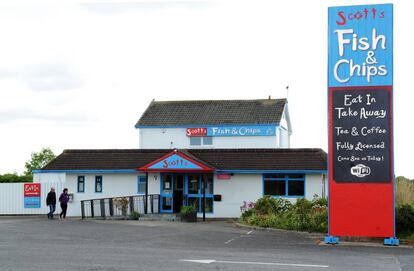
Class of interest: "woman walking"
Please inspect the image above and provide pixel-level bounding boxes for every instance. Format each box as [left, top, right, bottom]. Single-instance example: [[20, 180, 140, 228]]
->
[[59, 188, 69, 220]]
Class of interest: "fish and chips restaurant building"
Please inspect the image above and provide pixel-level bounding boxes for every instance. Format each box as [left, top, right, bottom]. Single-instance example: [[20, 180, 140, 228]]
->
[[34, 99, 327, 218]]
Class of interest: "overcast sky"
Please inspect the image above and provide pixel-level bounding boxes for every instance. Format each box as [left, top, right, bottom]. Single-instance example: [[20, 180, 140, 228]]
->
[[0, 0, 412, 178]]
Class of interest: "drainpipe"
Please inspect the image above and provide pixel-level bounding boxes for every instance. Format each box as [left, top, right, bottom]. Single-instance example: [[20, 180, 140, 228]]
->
[[202, 175, 206, 222], [145, 172, 149, 214], [322, 173, 326, 199]]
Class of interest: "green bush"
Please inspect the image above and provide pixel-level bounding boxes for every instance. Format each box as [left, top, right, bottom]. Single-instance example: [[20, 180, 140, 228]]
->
[[240, 197, 328, 233], [129, 211, 140, 220], [312, 197, 328, 207], [180, 205, 197, 215], [240, 209, 255, 222], [254, 196, 292, 215], [310, 209, 328, 232], [396, 176, 414, 205], [0, 173, 32, 183], [242, 196, 413, 236], [396, 204, 414, 233]]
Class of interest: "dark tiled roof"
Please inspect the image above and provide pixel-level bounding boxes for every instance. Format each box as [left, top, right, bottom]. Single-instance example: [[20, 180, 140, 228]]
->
[[42, 148, 326, 171], [136, 99, 287, 127], [188, 149, 327, 171], [43, 149, 171, 170]]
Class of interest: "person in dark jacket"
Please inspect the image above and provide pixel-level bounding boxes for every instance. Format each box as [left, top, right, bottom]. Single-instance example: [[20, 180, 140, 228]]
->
[[59, 188, 70, 220], [46, 187, 56, 219]]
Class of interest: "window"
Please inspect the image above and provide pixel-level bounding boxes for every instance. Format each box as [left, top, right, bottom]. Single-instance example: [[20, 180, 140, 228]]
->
[[288, 180, 305, 196], [187, 174, 200, 194], [189, 136, 213, 146], [77, 176, 85, 193], [95, 176, 103, 193], [264, 180, 285, 196], [163, 174, 172, 193], [190, 137, 201, 146], [138, 176, 147, 194], [263, 174, 305, 197], [202, 136, 213, 145]]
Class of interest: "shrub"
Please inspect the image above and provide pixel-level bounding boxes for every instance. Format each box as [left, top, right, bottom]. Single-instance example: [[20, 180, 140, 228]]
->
[[396, 204, 414, 233], [312, 197, 328, 208], [254, 196, 292, 215], [396, 176, 414, 205], [240, 209, 255, 222], [290, 199, 313, 230], [240, 196, 328, 233], [242, 196, 413, 236], [310, 209, 328, 232], [129, 211, 140, 220], [180, 205, 197, 215]]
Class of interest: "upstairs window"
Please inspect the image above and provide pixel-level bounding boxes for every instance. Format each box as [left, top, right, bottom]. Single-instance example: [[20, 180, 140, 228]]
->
[[190, 136, 213, 146], [202, 136, 213, 145], [190, 137, 201, 146]]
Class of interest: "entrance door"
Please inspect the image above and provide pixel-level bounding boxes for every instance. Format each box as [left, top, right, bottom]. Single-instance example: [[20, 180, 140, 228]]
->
[[160, 174, 173, 213], [185, 174, 214, 213], [173, 174, 184, 213]]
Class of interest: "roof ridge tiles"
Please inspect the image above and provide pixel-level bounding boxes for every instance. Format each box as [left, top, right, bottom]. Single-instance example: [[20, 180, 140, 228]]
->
[[136, 98, 287, 127]]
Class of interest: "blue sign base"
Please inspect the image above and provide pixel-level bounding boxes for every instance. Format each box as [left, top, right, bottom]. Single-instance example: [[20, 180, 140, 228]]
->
[[324, 236, 340, 244], [383, 237, 399, 246]]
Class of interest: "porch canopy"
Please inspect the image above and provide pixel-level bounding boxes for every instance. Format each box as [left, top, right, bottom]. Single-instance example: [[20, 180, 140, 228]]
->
[[138, 150, 215, 173]]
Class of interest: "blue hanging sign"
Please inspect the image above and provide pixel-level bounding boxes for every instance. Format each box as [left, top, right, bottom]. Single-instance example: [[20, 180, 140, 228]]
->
[[328, 4, 393, 87], [207, 125, 276, 137], [148, 154, 203, 170]]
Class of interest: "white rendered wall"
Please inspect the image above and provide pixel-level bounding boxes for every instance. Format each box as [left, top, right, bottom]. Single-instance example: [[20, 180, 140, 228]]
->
[[63, 173, 146, 217], [33, 172, 66, 183], [139, 128, 281, 149], [305, 174, 325, 200], [280, 127, 290, 148], [213, 173, 324, 218], [213, 174, 263, 218], [29, 172, 324, 218], [147, 173, 160, 195]]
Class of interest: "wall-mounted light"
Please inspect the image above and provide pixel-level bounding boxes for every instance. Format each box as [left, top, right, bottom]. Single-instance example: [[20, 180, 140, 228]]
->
[[154, 175, 157, 181]]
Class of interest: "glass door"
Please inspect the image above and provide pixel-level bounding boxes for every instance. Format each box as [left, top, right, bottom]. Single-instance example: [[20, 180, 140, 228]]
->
[[186, 174, 201, 212], [184, 174, 214, 213], [160, 174, 173, 213]]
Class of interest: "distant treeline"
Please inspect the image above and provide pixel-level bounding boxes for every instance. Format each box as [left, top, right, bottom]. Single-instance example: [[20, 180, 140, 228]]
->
[[0, 173, 32, 183], [0, 147, 55, 183], [396, 176, 414, 205]]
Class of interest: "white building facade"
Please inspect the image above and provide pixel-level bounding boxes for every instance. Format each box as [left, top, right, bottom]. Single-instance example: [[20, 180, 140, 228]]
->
[[137, 99, 292, 149], [32, 98, 326, 218]]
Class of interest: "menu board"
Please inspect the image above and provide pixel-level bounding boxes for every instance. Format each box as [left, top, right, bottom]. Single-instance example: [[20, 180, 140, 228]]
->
[[331, 87, 391, 182]]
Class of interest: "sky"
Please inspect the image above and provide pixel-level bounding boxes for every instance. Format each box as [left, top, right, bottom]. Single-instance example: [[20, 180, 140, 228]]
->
[[0, 0, 413, 179]]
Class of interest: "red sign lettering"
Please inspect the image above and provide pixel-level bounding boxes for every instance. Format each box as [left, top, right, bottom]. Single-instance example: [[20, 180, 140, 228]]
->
[[24, 183, 41, 197], [217, 174, 231, 180], [186, 128, 207, 137], [336, 7, 385, 26]]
